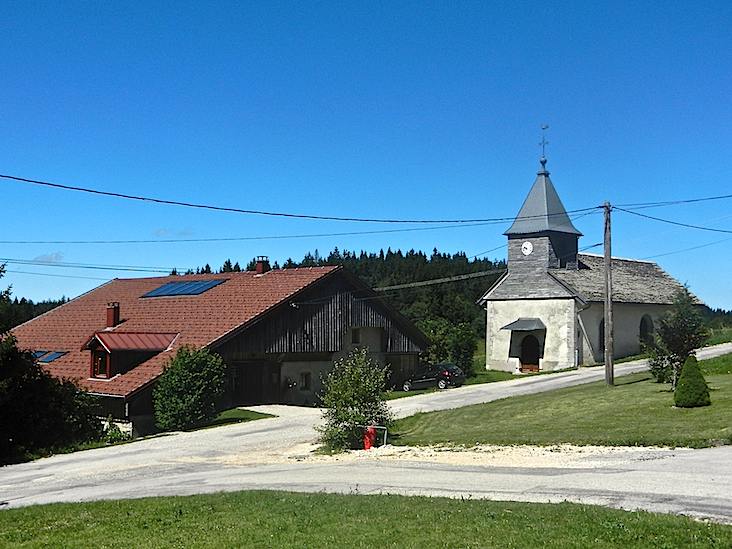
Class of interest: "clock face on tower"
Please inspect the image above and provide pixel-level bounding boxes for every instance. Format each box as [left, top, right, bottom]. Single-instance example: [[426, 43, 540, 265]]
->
[[521, 241, 533, 256]]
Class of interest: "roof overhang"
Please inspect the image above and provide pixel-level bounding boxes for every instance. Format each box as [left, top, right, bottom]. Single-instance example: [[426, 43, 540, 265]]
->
[[500, 318, 547, 331]]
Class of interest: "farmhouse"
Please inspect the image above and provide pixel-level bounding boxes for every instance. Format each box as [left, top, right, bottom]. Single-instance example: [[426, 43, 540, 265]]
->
[[11, 259, 429, 435], [479, 156, 700, 373]]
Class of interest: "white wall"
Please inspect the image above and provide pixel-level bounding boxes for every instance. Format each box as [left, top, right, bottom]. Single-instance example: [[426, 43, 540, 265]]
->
[[485, 298, 577, 372], [578, 303, 669, 363]]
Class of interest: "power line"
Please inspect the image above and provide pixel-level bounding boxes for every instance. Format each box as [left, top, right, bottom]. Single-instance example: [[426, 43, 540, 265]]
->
[[641, 236, 732, 260], [614, 207, 732, 234], [1, 172, 598, 224], [615, 194, 732, 210], [0, 222, 498, 246], [3, 269, 111, 281], [373, 269, 505, 291], [0, 257, 172, 273]]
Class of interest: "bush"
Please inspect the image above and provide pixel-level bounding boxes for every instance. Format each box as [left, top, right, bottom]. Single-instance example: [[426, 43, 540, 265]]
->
[[153, 346, 226, 431], [103, 415, 131, 444], [0, 334, 102, 464], [419, 318, 477, 377], [674, 356, 711, 408], [318, 348, 393, 451]]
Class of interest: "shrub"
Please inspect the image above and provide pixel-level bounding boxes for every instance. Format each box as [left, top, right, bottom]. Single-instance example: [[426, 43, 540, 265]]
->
[[0, 334, 102, 464], [103, 415, 131, 444], [318, 348, 392, 451], [674, 356, 711, 408], [419, 318, 477, 377], [153, 346, 226, 431]]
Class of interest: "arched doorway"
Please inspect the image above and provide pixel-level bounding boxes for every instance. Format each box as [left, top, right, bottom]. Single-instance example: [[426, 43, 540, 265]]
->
[[521, 335, 540, 373]]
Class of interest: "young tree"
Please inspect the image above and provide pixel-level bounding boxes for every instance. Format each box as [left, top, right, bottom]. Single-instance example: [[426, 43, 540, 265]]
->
[[648, 288, 708, 388], [419, 318, 477, 377], [0, 334, 102, 464], [674, 356, 711, 408], [318, 348, 392, 451], [153, 346, 226, 431]]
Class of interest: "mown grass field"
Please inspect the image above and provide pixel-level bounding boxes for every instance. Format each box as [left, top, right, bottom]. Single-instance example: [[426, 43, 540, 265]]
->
[[2, 491, 731, 549], [393, 353, 732, 448]]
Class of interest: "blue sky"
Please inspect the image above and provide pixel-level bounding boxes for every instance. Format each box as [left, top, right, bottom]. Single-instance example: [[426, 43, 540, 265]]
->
[[2, 1, 731, 310]]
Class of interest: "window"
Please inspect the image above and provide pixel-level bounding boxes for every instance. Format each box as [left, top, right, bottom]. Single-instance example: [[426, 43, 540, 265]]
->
[[38, 351, 67, 363], [300, 372, 312, 391], [352, 328, 361, 344], [640, 315, 654, 346], [93, 351, 109, 378]]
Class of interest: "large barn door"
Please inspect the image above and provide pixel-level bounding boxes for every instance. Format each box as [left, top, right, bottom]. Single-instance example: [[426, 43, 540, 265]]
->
[[233, 361, 266, 405], [520, 335, 540, 373]]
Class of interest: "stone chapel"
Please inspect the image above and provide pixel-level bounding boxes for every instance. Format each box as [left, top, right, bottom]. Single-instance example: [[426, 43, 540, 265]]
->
[[478, 156, 699, 373]]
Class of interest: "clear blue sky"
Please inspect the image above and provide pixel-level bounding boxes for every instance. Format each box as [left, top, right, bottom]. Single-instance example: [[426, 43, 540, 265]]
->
[[2, 1, 731, 310]]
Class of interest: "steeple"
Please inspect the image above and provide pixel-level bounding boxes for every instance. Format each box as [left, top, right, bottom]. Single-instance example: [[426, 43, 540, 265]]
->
[[504, 154, 582, 270], [504, 156, 581, 237]]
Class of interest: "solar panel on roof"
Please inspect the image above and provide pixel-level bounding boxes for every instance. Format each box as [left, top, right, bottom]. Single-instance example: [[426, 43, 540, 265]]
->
[[38, 351, 67, 363], [141, 279, 227, 298]]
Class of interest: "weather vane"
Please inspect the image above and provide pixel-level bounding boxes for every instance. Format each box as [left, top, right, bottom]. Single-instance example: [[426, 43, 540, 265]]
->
[[539, 124, 549, 156]]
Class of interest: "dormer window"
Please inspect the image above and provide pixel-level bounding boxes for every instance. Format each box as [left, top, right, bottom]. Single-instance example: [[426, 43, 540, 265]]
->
[[82, 332, 179, 380]]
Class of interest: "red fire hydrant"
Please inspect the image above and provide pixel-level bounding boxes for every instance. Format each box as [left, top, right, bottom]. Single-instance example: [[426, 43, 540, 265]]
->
[[363, 425, 376, 450]]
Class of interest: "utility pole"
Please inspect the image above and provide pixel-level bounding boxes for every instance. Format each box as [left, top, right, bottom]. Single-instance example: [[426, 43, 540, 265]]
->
[[603, 201, 614, 386]]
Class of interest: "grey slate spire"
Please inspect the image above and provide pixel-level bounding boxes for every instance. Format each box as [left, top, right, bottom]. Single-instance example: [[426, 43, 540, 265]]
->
[[504, 157, 582, 237]]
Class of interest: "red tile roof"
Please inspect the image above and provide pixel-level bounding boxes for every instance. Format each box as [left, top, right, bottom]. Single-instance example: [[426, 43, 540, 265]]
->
[[82, 332, 179, 352], [11, 267, 340, 398]]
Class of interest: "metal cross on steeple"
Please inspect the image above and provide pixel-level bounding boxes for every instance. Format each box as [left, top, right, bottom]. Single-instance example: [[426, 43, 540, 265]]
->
[[539, 124, 549, 156]]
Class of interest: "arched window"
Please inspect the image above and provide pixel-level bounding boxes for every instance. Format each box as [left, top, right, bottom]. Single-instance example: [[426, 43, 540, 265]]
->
[[640, 315, 654, 346]]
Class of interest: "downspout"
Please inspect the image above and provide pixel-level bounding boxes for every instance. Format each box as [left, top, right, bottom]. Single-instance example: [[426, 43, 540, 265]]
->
[[575, 300, 590, 368]]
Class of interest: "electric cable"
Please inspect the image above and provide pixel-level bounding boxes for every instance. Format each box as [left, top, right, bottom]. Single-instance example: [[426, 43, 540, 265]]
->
[[1, 172, 598, 224]]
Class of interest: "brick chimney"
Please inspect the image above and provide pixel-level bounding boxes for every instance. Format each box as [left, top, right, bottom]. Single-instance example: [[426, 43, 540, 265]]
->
[[256, 256, 271, 275], [106, 302, 120, 328]]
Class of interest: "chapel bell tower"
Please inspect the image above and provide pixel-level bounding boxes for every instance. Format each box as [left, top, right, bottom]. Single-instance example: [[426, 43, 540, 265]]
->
[[504, 155, 582, 273]]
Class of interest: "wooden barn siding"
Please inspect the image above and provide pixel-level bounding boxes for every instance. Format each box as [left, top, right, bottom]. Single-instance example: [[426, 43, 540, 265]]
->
[[215, 273, 423, 356]]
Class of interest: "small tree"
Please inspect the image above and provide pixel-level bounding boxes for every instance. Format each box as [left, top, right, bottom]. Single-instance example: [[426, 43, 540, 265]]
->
[[419, 318, 477, 377], [674, 356, 711, 408], [648, 288, 707, 388], [153, 346, 226, 431], [318, 348, 392, 451]]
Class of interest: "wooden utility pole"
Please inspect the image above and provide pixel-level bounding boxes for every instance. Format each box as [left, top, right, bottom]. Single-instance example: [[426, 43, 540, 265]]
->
[[603, 201, 614, 386]]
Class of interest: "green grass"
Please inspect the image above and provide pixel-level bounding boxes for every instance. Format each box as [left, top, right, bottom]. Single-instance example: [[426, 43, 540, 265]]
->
[[707, 327, 732, 346], [701, 353, 732, 375], [192, 408, 274, 430], [2, 491, 731, 548], [393, 371, 732, 448]]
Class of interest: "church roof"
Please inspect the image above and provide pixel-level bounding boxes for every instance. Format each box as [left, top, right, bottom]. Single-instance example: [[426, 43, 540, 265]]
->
[[551, 253, 703, 305], [504, 157, 582, 237]]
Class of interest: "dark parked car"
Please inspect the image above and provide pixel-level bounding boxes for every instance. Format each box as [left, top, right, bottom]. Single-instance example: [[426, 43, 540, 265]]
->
[[402, 363, 466, 391]]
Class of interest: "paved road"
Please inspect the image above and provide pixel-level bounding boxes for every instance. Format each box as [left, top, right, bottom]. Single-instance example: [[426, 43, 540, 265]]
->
[[2, 342, 731, 522]]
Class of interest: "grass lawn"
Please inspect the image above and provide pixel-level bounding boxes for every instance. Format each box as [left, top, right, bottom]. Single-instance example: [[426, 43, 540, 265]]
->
[[194, 408, 274, 430], [393, 370, 732, 448], [2, 491, 731, 549]]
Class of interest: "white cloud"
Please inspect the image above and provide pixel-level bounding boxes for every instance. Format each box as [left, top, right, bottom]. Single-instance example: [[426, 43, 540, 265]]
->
[[33, 252, 64, 263]]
